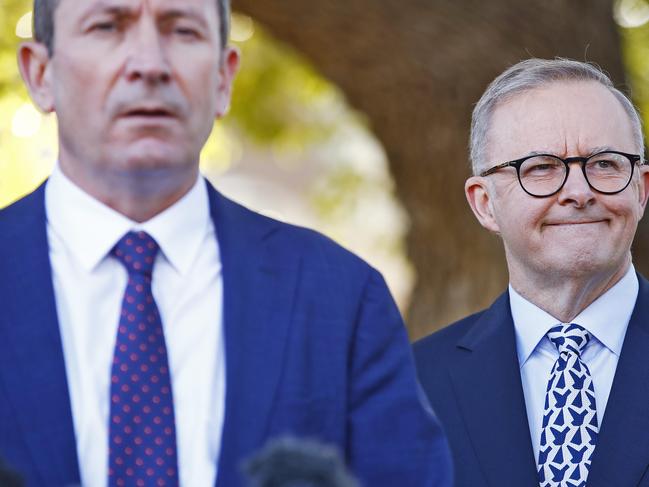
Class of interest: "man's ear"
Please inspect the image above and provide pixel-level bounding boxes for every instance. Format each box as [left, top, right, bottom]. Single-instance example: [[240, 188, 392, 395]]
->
[[17, 41, 54, 113], [214, 46, 240, 119], [465, 175, 501, 234]]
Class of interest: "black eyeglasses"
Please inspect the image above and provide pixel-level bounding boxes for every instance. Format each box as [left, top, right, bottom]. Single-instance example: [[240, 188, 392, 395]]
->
[[479, 150, 643, 197]]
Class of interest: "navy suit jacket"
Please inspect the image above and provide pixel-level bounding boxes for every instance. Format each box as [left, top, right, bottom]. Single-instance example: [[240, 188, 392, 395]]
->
[[414, 275, 649, 486], [0, 181, 451, 487]]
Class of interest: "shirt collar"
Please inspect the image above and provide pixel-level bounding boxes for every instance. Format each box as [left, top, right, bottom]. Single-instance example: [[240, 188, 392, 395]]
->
[[510, 264, 638, 367], [45, 165, 212, 275]]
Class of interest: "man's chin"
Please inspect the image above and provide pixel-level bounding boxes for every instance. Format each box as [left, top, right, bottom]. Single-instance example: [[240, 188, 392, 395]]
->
[[113, 143, 195, 174], [536, 252, 621, 280]]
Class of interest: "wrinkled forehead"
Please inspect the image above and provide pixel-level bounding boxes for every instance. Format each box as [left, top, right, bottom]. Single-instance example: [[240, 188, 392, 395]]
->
[[55, 0, 221, 31], [486, 81, 637, 162]]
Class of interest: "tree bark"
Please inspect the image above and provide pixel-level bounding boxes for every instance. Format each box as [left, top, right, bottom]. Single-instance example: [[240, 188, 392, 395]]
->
[[232, 0, 633, 339]]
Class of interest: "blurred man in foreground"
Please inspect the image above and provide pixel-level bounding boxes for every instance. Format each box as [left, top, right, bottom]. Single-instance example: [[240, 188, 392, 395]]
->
[[0, 0, 451, 485], [415, 58, 649, 486]]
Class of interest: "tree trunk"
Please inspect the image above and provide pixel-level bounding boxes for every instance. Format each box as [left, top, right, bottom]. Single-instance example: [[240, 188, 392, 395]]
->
[[232, 0, 633, 339]]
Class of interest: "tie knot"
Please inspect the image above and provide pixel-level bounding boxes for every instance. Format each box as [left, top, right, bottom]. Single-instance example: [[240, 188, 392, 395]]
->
[[111, 231, 159, 276], [547, 323, 591, 356]]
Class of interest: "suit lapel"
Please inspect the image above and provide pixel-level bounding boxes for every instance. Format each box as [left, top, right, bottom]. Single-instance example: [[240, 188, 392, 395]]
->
[[449, 292, 539, 486], [587, 274, 649, 487], [0, 184, 80, 485], [208, 186, 299, 487]]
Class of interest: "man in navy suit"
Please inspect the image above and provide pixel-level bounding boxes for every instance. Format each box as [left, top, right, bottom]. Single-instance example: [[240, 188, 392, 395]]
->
[[0, 0, 451, 485], [415, 58, 649, 486]]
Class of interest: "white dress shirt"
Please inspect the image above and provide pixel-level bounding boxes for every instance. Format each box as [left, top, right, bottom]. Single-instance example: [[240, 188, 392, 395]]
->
[[45, 167, 225, 487], [510, 264, 638, 464]]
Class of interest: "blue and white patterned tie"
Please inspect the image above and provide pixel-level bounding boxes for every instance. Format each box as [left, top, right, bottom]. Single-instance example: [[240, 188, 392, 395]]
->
[[538, 323, 598, 487]]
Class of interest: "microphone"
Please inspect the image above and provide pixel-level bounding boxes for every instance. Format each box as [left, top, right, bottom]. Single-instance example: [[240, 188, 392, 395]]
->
[[243, 437, 359, 487]]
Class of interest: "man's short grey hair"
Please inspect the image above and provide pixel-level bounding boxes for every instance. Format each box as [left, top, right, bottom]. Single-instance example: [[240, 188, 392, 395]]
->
[[469, 58, 644, 175]]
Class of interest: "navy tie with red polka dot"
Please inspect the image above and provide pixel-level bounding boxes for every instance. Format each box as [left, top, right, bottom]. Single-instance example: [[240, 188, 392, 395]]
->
[[108, 231, 179, 487]]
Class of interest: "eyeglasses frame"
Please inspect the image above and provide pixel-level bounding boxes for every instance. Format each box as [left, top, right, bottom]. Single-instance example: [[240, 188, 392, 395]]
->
[[479, 150, 644, 198]]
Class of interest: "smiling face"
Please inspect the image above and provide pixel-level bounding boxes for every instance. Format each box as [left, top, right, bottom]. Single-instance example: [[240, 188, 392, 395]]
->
[[20, 0, 238, 200], [466, 81, 649, 286]]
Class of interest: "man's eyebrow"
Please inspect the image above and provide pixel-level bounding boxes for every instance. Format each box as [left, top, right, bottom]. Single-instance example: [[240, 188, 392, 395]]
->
[[79, 2, 134, 23], [524, 150, 556, 157], [76, 3, 211, 32], [522, 147, 617, 158], [588, 146, 615, 155], [158, 8, 209, 29]]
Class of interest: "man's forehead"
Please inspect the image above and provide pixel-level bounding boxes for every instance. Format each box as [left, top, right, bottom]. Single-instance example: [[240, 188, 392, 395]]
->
[[495, 81, 615, 117], [487, 81, 635, 159], [61, 0, 219, 20]]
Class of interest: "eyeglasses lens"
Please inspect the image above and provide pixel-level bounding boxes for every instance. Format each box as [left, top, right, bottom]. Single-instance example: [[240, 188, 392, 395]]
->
[[518, 153, 632, 196]]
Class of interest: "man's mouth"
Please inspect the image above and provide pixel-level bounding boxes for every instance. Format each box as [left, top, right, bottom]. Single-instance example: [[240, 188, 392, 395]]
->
[[127, 109, 172, 117], [544, 220, 607, 226], [121, 105, 177, 119]]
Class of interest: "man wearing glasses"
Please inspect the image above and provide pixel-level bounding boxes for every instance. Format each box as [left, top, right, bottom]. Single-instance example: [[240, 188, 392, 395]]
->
[[415, 58, 649, 487]]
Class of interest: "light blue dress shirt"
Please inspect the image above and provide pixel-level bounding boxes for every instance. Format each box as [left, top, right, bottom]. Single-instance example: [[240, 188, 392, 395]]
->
[[510, 265, 638, 464]]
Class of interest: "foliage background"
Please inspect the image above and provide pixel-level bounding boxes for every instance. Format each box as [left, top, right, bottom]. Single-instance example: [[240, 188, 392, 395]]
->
[[2, 0, 649, 331]]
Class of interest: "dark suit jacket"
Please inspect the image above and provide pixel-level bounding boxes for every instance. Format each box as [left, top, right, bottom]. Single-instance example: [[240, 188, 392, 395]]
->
[[0, 181, 451, 487], [414, 275, 649, 487]]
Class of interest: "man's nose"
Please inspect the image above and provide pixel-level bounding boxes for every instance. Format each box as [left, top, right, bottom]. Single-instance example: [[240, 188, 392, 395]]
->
[[124, 19, 171, 84], [557, 161, 596, 207]]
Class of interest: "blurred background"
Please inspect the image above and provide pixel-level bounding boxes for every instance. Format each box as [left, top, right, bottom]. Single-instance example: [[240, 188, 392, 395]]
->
[[2, 0, 649, 339]]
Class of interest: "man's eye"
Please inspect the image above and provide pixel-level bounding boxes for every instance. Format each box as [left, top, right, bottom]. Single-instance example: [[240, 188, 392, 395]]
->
[[531, 164, 553, 171], [528, 163, 560, 174], [174, 27, 200, 38], [91, 21, 118, 32]]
